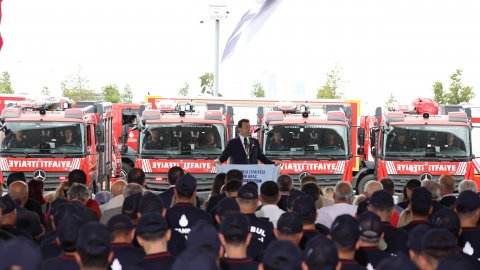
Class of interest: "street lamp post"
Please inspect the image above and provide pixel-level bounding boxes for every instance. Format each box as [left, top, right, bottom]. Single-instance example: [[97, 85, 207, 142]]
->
[[207, 3, 228, 97]]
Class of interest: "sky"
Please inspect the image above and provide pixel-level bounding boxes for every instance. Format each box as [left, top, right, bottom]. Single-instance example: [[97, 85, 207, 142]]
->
[[1, 0, 480, 114]]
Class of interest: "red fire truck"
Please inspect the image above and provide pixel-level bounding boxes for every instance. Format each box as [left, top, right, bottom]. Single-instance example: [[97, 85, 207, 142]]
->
[[0, 100, 114, 191], [355, 98, 479, 193], [135, 101, 234, 192], [112, 103, 147, 178], [257, 100, 361, 187], [0, 94, 27, 112]]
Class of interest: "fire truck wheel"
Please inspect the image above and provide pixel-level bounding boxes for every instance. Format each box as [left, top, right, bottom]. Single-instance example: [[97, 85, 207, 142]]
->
[[121, 162, 133, 180], [356, 174, 374, 195]]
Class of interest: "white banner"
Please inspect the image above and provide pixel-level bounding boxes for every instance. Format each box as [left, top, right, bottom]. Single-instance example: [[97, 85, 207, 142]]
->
[[217, 164, 280, 186]]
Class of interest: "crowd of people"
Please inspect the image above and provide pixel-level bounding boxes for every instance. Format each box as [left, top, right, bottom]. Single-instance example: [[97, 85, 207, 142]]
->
[[0, 167, 479, 270]]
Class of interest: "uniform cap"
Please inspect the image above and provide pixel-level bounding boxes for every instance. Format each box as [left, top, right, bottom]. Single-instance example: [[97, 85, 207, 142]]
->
[[456, 190, 480, 213], [330, 214, 360, 246], [57, 215, 86, 250], [122, 192, 142, 217], [262, 240, 303, 270], [291, 194, 317, 222], [76, 222, 111, 255], [175, 173, 197, 195], [421, 228, 457, 250], [304, 234, 339, 270], [407, 224, 431, 252], [277, 212, 303, 235], [187, 220, 221, 254], [139, 192, 164, 214], [136, 212, 168, 235], [0, 238, 42, 270], [237, 184, 258, 200], [214, 197, 240, 217], [220, 212, 250, 239], [431, 208, 461, 237], [358, 211, 383, 242], [107, 214, 134, 232]]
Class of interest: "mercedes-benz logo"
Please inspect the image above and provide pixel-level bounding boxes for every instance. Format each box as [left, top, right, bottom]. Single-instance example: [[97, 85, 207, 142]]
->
[[33, 169, 47, 181], [299, 172, 311, 181], [420, 173, 433, 181]]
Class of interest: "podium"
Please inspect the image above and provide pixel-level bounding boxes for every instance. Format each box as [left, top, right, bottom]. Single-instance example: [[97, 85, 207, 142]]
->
[[216, 164, 280, 186]]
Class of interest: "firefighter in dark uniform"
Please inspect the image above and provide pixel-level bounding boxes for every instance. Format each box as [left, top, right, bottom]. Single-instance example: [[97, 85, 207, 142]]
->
[[137, 192, 186, 257], [166, 174, 213, 240], [456, 191, 480, 264], [304, 235, 341, 270], [291, 195, 327, 250], [367, 190, 409, 255], [136, 212, 175, 269], [354, 212, 392, 269], [330, 215, 366, 270], [40, 216, 85, 270], [219, 212, 259, 270], [107, 214, 145, 268], [235, 184, 275, 260]]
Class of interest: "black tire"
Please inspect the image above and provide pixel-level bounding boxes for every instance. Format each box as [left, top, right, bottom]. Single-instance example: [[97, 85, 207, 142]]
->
[[356, 174, 375, 195], [121, 162, 133, 181]]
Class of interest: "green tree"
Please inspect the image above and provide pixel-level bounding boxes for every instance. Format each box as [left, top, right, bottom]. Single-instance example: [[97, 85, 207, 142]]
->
[[251, 81, 265, 97], [121, 84, 133, 103], [199, 72, 214, 95], [432, 81, 445, 104], [316, 66, 344, 99], [178, 82, 189, 96], [102, 84, 121, 103], [0, 71, 14, 94], [41, 86, 50, 96], [432, 69, 475, 105], [385, 93, 398, 111], [61, 68, 97, 102]]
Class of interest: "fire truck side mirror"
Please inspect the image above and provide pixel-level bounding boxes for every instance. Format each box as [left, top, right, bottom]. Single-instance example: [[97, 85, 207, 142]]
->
[[96, 126, 104, 143], [357, 127, 365, 146], [97, 144, 105, 152]]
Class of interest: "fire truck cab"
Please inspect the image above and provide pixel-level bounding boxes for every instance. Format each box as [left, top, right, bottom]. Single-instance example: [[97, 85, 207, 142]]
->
[[0, 99, 114, 191], [257, 100, 361, 188], [112, 103, 147, 179], [135, 101, 234, 194], [355, 98, 478, 194]]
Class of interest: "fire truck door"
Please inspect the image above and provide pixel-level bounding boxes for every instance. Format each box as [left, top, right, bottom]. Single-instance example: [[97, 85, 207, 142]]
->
[[472, 125, 480, 181]]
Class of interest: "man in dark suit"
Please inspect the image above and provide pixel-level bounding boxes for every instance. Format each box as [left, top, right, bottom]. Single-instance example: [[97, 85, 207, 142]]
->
[[214, 119, 281, 166]]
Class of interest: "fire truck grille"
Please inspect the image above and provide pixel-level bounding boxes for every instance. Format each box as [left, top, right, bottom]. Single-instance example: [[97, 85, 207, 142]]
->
[[2, 172, 68, 192], [390, 174, 465, 194], [292, 174, 343, 189]]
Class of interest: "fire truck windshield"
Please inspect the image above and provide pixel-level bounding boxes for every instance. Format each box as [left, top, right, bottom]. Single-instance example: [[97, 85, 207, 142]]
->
[[139, 124, 225, 157], [383, 125, 470, 159], [263, 124, 348, 158], [0, 122, 85, 156]]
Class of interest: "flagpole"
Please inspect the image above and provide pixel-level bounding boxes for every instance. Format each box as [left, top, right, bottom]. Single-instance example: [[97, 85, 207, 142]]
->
[[214, 19, 220, 97]]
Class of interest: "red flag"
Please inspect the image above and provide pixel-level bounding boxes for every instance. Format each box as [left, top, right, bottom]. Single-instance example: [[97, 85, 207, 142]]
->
[[0, 0, 3, 51]]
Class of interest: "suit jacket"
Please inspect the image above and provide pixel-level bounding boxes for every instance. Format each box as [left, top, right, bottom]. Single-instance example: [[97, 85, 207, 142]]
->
[[439, 195, 456, 208], [218, 137, 274, 165]]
